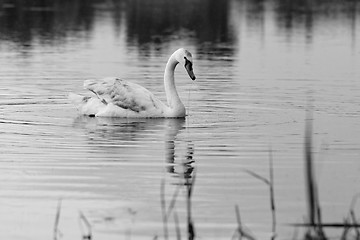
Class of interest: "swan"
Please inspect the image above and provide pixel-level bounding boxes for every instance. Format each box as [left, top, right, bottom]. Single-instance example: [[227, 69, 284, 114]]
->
[[69, 48, 196, 118]]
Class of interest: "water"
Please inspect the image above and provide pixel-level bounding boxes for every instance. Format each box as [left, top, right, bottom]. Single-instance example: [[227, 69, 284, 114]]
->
[[0, 0, 360, 239]]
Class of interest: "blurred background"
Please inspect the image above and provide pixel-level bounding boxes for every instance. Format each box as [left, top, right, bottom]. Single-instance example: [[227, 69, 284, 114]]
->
[[0, 0, 358, 55]]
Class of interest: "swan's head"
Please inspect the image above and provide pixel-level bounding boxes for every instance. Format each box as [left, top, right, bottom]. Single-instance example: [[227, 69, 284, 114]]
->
[[175, 48, 196, 81]]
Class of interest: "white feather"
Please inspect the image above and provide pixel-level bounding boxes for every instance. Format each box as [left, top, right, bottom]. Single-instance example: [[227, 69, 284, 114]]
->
[[69, 48, 195, 118]]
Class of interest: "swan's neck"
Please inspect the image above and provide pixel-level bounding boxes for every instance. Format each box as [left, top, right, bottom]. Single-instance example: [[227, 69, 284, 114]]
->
[[164, 54, 185, 115]]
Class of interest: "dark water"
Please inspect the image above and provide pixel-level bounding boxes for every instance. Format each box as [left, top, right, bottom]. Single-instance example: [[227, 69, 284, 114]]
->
[[0, 0, 360, 239]]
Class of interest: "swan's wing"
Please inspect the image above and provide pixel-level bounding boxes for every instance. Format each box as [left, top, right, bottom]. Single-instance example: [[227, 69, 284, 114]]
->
[[84, 77, 165, 113]]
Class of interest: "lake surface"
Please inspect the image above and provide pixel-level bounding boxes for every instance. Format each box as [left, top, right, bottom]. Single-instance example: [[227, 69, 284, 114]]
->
[[1, 0, 360, 239]]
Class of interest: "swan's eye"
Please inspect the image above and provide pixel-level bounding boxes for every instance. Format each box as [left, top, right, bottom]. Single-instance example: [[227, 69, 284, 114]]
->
[[184, 57, 193, 71]]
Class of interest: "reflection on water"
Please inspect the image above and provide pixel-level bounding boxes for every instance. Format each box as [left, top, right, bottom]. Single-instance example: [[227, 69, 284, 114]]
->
[[0, 0, 97, 46], [165, 121, 195, 181], [125, 0, 234, 53], [164, 118, 185, 173], [0, 0, 234, 50], [274, 0, 359, 45], [72, 117, 194, 179], [1, 0, 360, 239], [1, 0, 359, 51], [72, 117, 172, 143]]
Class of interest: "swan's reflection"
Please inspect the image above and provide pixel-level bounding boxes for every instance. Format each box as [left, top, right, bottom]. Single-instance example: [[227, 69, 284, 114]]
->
[[165, 119, 195, 181], [73, 117, 195, 179], [73, 116, 170, 143]]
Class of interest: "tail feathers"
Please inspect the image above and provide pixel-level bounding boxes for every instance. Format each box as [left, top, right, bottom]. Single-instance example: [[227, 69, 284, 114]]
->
[[68, 93, 88, 105], [68, 93, 105, 116], [83, 79, 96, 89]]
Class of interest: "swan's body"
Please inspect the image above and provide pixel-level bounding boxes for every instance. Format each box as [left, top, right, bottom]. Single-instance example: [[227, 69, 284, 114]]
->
[[69, 48, 195, 118]]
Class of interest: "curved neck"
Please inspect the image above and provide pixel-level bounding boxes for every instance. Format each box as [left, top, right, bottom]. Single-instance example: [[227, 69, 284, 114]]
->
[[164, 54, 183, 110]]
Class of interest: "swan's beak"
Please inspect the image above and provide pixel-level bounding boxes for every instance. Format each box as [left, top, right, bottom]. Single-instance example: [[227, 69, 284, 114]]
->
[[185, 65, 196, 81], [184, 57, 196, 80]]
